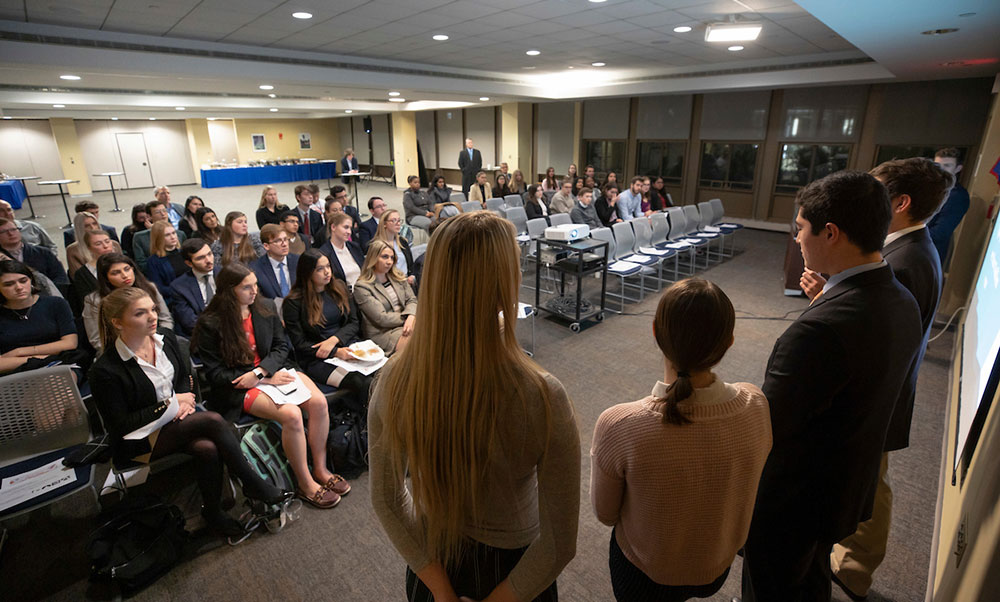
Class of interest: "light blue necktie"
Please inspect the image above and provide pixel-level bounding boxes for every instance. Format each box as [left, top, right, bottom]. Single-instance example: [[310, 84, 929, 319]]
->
[[468, 148, 473, 160], [278, 262, 289, 297]]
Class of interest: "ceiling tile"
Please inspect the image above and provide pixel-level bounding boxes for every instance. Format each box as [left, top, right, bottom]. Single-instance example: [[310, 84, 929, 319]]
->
[[594, 0, 667, 20]]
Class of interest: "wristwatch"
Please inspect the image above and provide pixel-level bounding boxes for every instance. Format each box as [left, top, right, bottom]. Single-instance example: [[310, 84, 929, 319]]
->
[[252, 368, 265, 379]]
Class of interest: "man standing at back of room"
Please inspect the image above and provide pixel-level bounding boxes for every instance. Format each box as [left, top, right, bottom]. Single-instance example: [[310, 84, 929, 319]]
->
[[926, 147, 970, 268], [458, 138, 482, 198], [799, 158, 954, 600], [742, 171, 923, 602]]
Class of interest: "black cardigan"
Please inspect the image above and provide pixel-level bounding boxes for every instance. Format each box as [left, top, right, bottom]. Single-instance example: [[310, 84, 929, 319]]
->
[[281, 292, 361, 371], [195, 298, 295, 421], [88, 329, 192, 463]]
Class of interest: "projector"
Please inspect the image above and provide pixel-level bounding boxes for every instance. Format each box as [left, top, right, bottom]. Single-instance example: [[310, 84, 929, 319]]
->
[[545, 223, 589, 241]]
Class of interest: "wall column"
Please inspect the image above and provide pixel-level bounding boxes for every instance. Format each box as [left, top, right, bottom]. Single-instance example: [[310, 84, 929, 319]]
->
[[48, 118, 92, 196], [185, 118, 213, 186], [391, 111, 418, 190], [500, 102, 533, 176], [572, 102, 583, 167]]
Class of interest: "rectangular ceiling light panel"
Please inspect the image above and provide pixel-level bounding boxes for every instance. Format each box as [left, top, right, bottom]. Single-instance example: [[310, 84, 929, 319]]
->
[[705, 23, 763, 42]]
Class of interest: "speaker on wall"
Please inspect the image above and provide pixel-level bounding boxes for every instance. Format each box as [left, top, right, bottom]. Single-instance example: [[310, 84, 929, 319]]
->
[[364, 116, 372, 134]]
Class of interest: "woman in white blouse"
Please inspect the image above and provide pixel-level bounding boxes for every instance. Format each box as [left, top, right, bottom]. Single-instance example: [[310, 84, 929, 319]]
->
[[319, 212, 364, 289]]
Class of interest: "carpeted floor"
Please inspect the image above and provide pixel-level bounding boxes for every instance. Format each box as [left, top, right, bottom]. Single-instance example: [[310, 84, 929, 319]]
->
[[1, 187, 951, 601]]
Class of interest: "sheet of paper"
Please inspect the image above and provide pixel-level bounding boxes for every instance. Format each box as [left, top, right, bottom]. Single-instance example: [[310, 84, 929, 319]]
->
[[666, 242, 692, 249], [124, 399, 179, 440], [256, 369, 312, 406], [608, 260, 640, 273], [326, 355, 389, 376], [628, 254, 655, 263], [639, 246, 669, 256], [703, 226, 721, 232], [0, 458, 77, 512]]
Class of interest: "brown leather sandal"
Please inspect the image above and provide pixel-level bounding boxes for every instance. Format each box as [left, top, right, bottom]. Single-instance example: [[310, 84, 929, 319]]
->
[[297, 486, 341, 509], [322, 475, 351, 496]]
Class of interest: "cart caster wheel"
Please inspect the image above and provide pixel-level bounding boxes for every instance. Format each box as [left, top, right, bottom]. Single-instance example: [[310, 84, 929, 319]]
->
[[595, 312, 604, 322], [570, 323, 581, 333]]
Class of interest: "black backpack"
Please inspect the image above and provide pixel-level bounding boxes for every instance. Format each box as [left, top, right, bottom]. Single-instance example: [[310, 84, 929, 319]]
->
[[240, 421, 297, 492], [327, 410, 368, 480], [87, 494, 187, 596]]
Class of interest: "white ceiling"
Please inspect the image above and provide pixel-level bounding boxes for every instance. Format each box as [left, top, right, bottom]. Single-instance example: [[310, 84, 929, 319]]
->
[[0, 0, 995, 119]]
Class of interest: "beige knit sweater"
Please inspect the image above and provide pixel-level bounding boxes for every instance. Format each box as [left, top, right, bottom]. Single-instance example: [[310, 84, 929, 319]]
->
[[590, 377, 772, 585]]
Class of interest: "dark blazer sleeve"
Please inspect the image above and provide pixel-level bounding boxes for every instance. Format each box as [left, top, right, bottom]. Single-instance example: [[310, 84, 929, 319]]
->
[[194, 316, 246, 388], [255, 302, 291, 376], [169, 276, 200, 337], [339, 295, 362, 346], [473, 149, 482, 171], [102, 224, 120, 243], [400, 239, 415, 276], [282, 296, 317, 362], [163, 329, 192, 395], [458, 150, 469, 172], [89, 359, 163, 442]]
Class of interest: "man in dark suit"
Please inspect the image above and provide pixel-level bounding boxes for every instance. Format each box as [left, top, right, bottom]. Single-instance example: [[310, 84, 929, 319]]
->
[[340, 148, 359, 185], [251, 224, 299, 300], [358, 196, 387, 250], [458, 137, 482, 198], [169, 238, 217, 337], [927, 147, 970, 267], [801, 158, 954, 599], [293, 184, 325, 248], [0, 217, 69, 287], [742, 171, 923, 602]]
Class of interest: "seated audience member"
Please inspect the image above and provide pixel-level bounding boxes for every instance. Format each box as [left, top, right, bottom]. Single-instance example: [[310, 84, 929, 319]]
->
[[0, 200, 57, 254], [582, 176, 599, 200], [211, 211, 264, 267], [549, 180, 576, 214], [510, 169, 527, 195], [467, 171, 493, 207], [591, 279, 771, 601], [596, 184, 624, 227], [428, 175, 453, 206], [0, 217, 68, 289], [169, 238, 216, 337], [495, 173, 513, 198], [67, 212, 123, 278], [293, 184, 325, 248], [72, 228, 118, 300], [91, 286, 293, 537], [178, 195, 204, 239], [358, 196, 387, 250], [0, 259, 85, 377], [583, 164, 596, 183], [564, 163, 579, 189], [320, 213, 365, 289], [328, 186, 363, 235], [283, 249, 373, 408], [256, 186, 288, 229], [84, 253, 172, 353], [121, 203, 150, 259], [524, 185, 551, 223], [279, 210, 307, 255], [192, 262, 348, 509], [134, 199, 187, 271], [374, 210, 416, 287], [650, 176, 672, 209], [251, 224, 298, 300], [309, 184, 325, 212], [354, 240, 417, 354], [618, 177, 645, 221], [604, 171, 619, 188], [541, 166, 559, 192], [570, 188, 602, 229], [193, 207, 223, 245], [146, 221, 187, 298], [63, 201, 119, 246], [640, 177, 656, 215], [153, 185, 185, 229], [403, 175, 434, 229], [369, 211, 580, 602], [498, 162, 512, 185]]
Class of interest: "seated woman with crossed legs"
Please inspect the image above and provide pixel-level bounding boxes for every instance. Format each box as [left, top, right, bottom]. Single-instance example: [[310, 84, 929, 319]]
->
[[353, 240, 417, 355]]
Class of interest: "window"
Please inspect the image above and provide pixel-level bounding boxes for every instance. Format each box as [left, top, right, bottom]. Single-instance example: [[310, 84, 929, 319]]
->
[[583, 140, 625, 177], [637, 141, 685, 184], [699, 142, 758, 190], [875, 145, 968, 166], [775, 144, 851, 194]]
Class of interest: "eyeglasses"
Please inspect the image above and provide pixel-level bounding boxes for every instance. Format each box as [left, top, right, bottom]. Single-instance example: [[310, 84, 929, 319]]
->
[[384, 218, 401, 224], [0, 227, 18, 235]]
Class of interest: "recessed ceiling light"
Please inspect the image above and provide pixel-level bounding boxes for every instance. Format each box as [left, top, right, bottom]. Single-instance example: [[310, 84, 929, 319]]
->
[[921, 28, 959, 35], [432, 34, 449, 41], [705, 22, 762, 42], [522, 66, 536, 70], [269, 108, 279, 112], [259, 84, 274, 90], [591, 62, 606, 67], [111, 117, 118, 120], [567, 66, 575, 69], [268, 93, 276, 98], [292, 12, 312, 19], [728, 45, 745, 51], [59, 74, 81, 80], [673, 26, 692, 33], [388, 91, 401, 96], [345, 110, 353, 113], [175, 106, 185, 110], [2, 116, 11, 120], [207, 117, 216, 120], [149, 117, 156, 120], [479, 97, 490, 101], [526, 49, 541, 56], [52, 104, 65, 108], [388, 98, 406, 103], [588, 0, 607, 3]]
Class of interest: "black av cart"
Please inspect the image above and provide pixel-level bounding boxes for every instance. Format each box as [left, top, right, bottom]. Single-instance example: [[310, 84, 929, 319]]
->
[[533, 236, 608, 332]]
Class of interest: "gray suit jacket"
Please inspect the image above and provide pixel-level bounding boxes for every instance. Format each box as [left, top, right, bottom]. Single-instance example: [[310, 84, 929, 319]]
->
[[353, 278, 417, 353]]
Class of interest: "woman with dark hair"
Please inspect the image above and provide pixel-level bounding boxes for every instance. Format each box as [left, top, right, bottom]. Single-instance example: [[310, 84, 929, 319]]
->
[[83, 253, 172, 353], [210, 211, 264, 267], [540, 167, 558, 192], [178, 195, 204, 239], [590, 279, 771, 601], [0, 259, 85, 376], [603, 171, 619, 192], [495, 173, 513, 198], [121, 203, 150, 259], [193, 207, 223, 245], [650, 176, 672, 209], [90, 286, 293, 537], [524, 185, 550, 224], [193, 262, 347, 509], [428, 175, 452, 205]]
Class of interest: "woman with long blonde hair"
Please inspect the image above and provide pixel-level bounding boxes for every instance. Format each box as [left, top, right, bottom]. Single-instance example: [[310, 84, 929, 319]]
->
[[370, 211, 580, 602], [373, 209, 415, 286], [353, 240, 416, 354], [210, 211, 264, 267], [146, 220, 186, 298], [256, 185, 288, 228]]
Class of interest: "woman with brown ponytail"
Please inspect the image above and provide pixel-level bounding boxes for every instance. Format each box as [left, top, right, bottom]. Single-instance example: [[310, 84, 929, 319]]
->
[[590, 278, 772, 601]]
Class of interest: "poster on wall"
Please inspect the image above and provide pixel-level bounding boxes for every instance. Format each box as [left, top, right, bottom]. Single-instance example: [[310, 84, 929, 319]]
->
[[252, 134, 266, 152], [299, 133, 311, 150]]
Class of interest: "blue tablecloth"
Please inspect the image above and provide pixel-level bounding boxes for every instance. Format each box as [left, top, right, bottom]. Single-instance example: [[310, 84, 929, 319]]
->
[[200, 163, 337, 188], [0, 180, 27, 209]]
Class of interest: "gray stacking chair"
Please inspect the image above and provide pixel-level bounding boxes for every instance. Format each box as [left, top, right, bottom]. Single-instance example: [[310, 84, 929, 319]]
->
[[683, 204, 723, 262], [649, 211, 672, 247], [632, 216, 679, 284], [549, 213, 571, 227], [698, 201, 733, 259], [461, 200, 482, 213], [486, 198, 506, 212], [450, 191, 467, 203], [665, 207, 705, 273], [612, 221, 661, 294], [504, 194, 524, 208], [709, 198, 741, 255], [591, 226, 644, 313]]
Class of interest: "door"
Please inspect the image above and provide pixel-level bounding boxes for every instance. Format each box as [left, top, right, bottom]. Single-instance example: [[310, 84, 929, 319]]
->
[[115, 132, 154, 189]]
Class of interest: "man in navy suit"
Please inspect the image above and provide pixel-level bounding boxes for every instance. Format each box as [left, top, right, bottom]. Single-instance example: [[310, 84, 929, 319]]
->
[[341, 148, 359, 184], [251, 224, 299, 300], [742, 171, 923, 602], [801, 158, 954, 599], [927, 147, 970, 267], [358, 196, 386, 250], [458, 138, 482, 198], [169, 238, 217, 336], [294, 184, 325, 248], [0, 217, 68, 287]]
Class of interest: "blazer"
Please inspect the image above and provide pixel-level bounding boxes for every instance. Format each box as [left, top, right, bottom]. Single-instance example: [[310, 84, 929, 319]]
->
[[319, 239, 365, 286], [882, 227, 942, 451], [168, 269, 218, 337], [295, 206, 326, 248], [88, 329, 191, 463], [353, 278, 417, 353], [251, 253, 299, 300], [927, 183, 970, 263], [524, 198, 549, 222], [195, 299, 294, 421], [84, 287, 173, 352], [750, 265, 922, 546], [358, 217, 379, 250], [341, 155, 359, 183], [468, 182, 493, 204], [255, 205, 289, 229], [146, 250, 186, 302], [458, 148, 483, 179], [16, 243, 69, 286], [282, 292, 361, 371], [63, 224, 120, 247]]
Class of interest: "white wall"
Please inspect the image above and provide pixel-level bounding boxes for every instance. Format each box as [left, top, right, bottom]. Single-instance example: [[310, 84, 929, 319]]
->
[[536, 102, 575, 175], [76, 119, 195, 190], [371, 113, 391, 166], [207, 119, 239, 163], [465, 107, 496, 168], [0, 120, 64, 197], [436, 109, 463, 169], [415, 110, 437, 169]]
